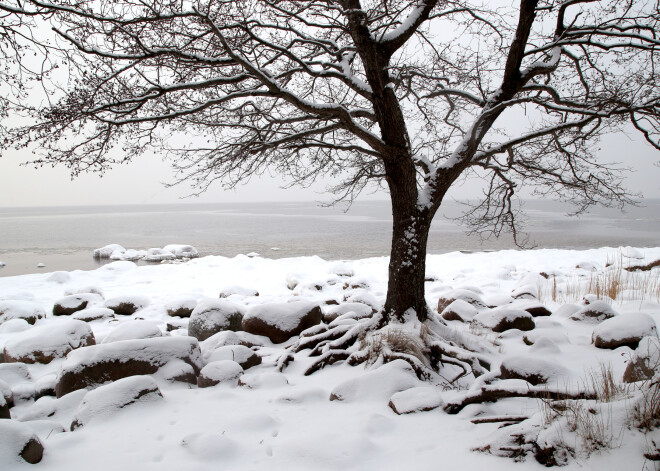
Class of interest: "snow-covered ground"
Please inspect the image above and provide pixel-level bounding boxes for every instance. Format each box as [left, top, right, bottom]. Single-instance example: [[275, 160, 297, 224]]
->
[[1, 247, 659, 469]]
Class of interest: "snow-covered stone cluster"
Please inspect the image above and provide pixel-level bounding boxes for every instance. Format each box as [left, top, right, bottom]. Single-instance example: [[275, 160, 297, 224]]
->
[[0, 247, 658, 469], [93, 244, 199, 262]]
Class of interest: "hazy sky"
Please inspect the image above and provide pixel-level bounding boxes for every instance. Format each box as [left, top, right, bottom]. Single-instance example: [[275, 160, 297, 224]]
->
[[0, 125, 658, 208]]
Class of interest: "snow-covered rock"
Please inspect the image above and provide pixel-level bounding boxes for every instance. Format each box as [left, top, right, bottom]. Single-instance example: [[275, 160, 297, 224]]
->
[[440, 299, 479, 322], [243, 300, 322, 344], [437, 288, 487, 312], [70, 375, 163, 430], [200, 331, 269, 352], [101, 320, 163, 344], [47, 271, 71, 284], [0, 300, 45, 325], [344, 289, 382, 311], [3, 319, 95, 364], [623, 336, 660, 382], [143, 248, 176, 262], [52, 293, 103, 316], [71, 307, 115, 322], [473, 308, 535, 332], [206, 345, 261, 370], [93, 244, 126, 259], [388, 386, 444, 414], [323, 302, 374, 323], [188, 299, 245, 341], [163, 244, 199, 259], [592, 312, 657, 350], [104, 295, 150, 315], [64, 285, 105, 298], [511, 285, 538, 300], [0, 420, 44, 464], [197, 360, 244, 388], [164, 296, 198, 318], [330, 360, 421, 402], [570, 300, 618, 323], [55, 336, 203, 397], [219, 286, 259, 298], [499, 356, 569, 385]]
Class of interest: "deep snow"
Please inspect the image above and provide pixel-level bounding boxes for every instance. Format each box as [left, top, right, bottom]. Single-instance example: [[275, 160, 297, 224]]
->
[[0, 247, 659, 470]]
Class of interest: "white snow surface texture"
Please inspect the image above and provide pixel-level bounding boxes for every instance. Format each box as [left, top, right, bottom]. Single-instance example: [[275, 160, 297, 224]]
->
[[0, 247, 659, 470]]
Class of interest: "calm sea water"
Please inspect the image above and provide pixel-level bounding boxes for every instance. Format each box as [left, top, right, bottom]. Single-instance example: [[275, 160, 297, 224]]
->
[[0, 199, 658, 277]]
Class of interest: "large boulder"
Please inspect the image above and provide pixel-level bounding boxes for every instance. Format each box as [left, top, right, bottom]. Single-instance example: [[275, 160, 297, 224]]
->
[[52, 293, 103, 316], [592, 313, 657, 350], [70, 376, 163, 430], [197, 360, 244, 388], [55, 336, 203, 397], [437, 289, 487, 313], [242, 301, 322, 344], [473, 309, 535, 333], [0, 420, 44, 464], [3, 319, 95, 364], [104, 295, 150, 315], [188, 299, 245, 341], [623, 336, 660, 383], [570, 300, 617, 323], [0, 301, 45, 325]]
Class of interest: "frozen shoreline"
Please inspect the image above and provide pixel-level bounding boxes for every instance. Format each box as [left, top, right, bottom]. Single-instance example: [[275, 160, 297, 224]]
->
[[1, 247, 659, 469]]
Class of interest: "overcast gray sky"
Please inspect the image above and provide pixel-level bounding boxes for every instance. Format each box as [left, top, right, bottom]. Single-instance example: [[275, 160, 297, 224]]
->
[[0, 123, 658, 207]]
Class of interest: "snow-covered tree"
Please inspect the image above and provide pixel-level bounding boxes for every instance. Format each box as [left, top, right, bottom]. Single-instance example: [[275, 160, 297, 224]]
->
[[2, 0, 659, 376]]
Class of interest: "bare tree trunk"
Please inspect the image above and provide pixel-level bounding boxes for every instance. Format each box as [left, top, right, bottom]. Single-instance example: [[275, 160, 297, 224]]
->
[[382, 157, 433, 324]]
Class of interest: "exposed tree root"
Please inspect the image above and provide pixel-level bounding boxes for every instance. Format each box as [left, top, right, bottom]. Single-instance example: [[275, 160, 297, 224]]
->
[[470, 416, 528, 425], [304, 350, 350, 376], [445, 385, 597, 414], [289, 311, 494, 383]]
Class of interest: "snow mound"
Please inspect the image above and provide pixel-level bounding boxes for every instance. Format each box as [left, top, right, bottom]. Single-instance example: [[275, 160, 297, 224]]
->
[[592, 312, 657, 350], [0, 318, 31, 334], [47, 271, 71, 284], [101, 320, 163, 344], [388, 386, 444, 414], [64, 285, 105, 298], [239, 372, 289, 389], [0, 300, 45, 325], [181, 432, 238, 461], [198, 360, 244, 388], [3, 319, 95, 364], [70, 375, 163, 430], [219, 285, 259, 298], [330, 360, 422, 402]]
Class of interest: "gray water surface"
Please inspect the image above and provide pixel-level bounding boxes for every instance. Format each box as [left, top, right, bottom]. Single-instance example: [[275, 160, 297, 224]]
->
[[0, 199, 658, 276]]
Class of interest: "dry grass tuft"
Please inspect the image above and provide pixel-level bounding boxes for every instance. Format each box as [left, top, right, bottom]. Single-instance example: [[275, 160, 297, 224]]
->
[[539, 250, 660, 304]]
